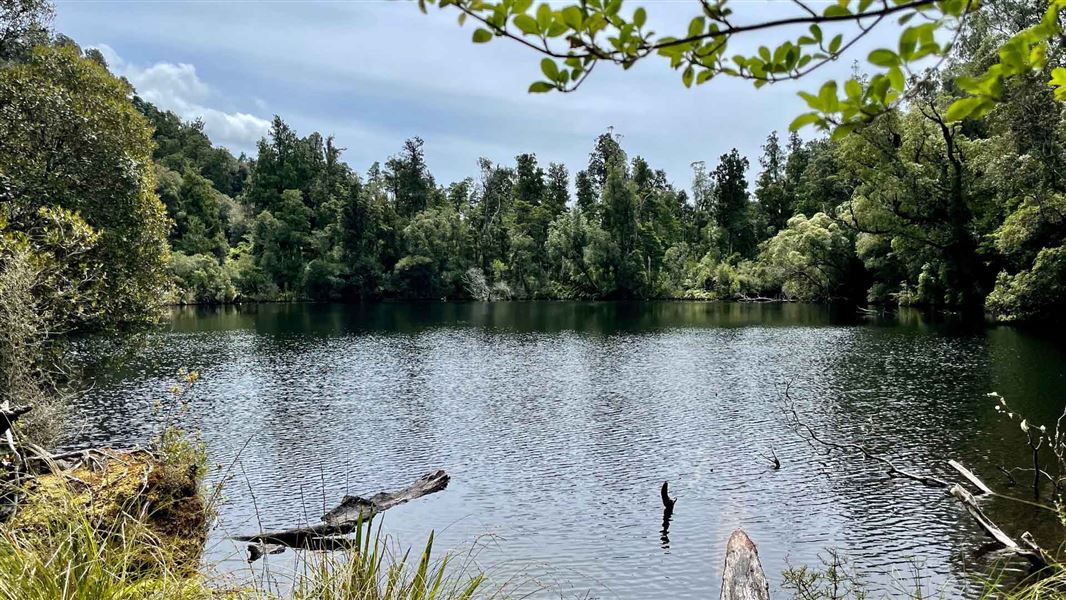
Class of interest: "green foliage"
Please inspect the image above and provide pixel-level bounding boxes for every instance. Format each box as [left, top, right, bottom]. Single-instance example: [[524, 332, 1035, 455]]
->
[[7, 7, 1062, 322], [170, 252, 237, 305], [287, 525, 486, 600], [0, 0, 53, 62], [545, 209, 613, 297], [394, 207, 470, 298], [0, 44, 172, 325], [758, 213, 857, 301], [136, 98, 248, 196], [987, 244, 1066, 320], [418, 0, 1066, 138]]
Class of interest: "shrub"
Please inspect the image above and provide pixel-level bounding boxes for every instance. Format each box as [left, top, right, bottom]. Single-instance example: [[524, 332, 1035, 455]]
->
[[170, 252, 237, 304], [987, 245, 1066, 321]]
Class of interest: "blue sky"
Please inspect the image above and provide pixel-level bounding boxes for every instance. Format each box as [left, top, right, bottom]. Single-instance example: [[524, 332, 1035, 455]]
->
[[55, 0, 900, 190]]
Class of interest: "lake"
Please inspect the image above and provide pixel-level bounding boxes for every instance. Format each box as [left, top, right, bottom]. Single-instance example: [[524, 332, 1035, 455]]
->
[[67, 302, 1066, 598]]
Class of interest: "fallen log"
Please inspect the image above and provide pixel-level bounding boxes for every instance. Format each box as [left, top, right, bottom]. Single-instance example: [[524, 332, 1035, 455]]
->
[[234, 470, 449, 560], [720, 530, 770, 600]]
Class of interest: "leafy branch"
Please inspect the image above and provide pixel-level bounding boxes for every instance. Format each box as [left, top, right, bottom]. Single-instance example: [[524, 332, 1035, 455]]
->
[[417, 0, 1066, 136]]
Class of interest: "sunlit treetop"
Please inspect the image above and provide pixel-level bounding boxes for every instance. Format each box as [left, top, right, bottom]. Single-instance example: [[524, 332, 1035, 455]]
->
[[417, 0, 1066, 137]]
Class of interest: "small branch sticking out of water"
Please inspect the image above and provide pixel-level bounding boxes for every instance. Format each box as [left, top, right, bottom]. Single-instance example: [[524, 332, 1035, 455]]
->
[[760, 446, 780, 470]]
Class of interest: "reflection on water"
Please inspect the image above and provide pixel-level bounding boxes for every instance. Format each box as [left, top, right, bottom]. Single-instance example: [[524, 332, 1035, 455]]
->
[[67, 302, 1066, 598]]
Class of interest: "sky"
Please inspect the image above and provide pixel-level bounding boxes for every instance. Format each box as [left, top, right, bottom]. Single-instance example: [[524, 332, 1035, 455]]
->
[[54, 0, 902, 191]]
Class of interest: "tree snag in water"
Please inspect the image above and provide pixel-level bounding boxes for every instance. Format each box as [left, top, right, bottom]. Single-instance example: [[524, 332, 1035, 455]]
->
[[660, 481, 676, 548], [720, 529, 770, 600]]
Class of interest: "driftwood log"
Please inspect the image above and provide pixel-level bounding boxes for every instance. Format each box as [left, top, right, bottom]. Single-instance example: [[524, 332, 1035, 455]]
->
[[720, 530, 770, 600], [234, 470, 450, 561]]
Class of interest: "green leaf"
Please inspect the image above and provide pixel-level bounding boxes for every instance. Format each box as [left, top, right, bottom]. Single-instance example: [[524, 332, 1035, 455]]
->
[[830, 122, 858, 141], [799, 91, 822, 110], [810, 24, 823, 43], [472, 28, 493, 43], [819, 80, 839, 112], [633, 7, 646, 28], [528, 81, 554, 93], [789, 112, 821, 131], [1050, 66, 1066, 87], [561, 6, 583, 28], [682, 65, 695, 88], [513, 14, 539, 34], [512, 0, 533, 13], [688, 16, 705, 38], [844, 78, 862, 99], [829, 34, 843, 54], [899, 28, 918, 60], [1030, 43, 1047, 69], [887, 65, 904, 91], [540, 58, 560, 81], [945, 96, 985, 122], [868, 49, 899, 67], [536, 3, 552, 29], [546, 21, 568, 37]]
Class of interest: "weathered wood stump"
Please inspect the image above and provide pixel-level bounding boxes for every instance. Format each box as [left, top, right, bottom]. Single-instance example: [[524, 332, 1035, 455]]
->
[[720, 530, 770, 600]]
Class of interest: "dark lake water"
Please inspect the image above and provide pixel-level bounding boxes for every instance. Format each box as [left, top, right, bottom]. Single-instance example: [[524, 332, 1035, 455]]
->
[[67, 302, 1066, 598]]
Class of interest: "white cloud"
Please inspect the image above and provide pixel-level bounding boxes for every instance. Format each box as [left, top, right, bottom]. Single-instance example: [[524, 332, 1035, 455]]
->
[[96, 44, 270, 154]]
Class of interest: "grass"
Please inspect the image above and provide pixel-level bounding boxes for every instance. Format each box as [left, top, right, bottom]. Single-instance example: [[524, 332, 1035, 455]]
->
[[0, 491, 212, 600], [0, 470, 494, 600], [277, 523, 489, 600]]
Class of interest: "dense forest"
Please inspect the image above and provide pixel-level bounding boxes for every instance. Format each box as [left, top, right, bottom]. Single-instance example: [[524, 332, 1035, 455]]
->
[[1, 0, 1064, 341]]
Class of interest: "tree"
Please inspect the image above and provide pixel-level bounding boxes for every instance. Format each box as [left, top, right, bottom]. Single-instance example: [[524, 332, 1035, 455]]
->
[[0, 44, 171, 324], [469, 158, 514, 271], [252, 189, 311, 294], [711, 149, 755, 257], [545, 162, 570, 216], [0, 205, 99, 446], [546, 209, 613, 297], [0, 0, 52, 62], [600, 164, 644, 296], [393, 206, 469, 298], [575, 169, 596, 214], [586, 129, 627, 193], [753, 131, 793, 239], [135, 97, 247, 197], [838, 96, 992, 307], [421, 0, 1066, 135], [758, 212, 863, 301], [336, 175, 386, 298], [689, 160, 715, 249], [385, 137, 435, 218]]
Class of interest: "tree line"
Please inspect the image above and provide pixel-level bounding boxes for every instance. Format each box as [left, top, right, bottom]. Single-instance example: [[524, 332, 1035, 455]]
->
[[1, 0, 1065, 342]]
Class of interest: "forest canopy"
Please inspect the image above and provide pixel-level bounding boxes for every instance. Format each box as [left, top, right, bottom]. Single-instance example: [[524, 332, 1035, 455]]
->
[[0, 0, 1064, 328]]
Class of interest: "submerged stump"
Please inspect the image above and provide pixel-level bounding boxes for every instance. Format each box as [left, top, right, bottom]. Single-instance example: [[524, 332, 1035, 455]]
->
[[720, 529, 770, 600]]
